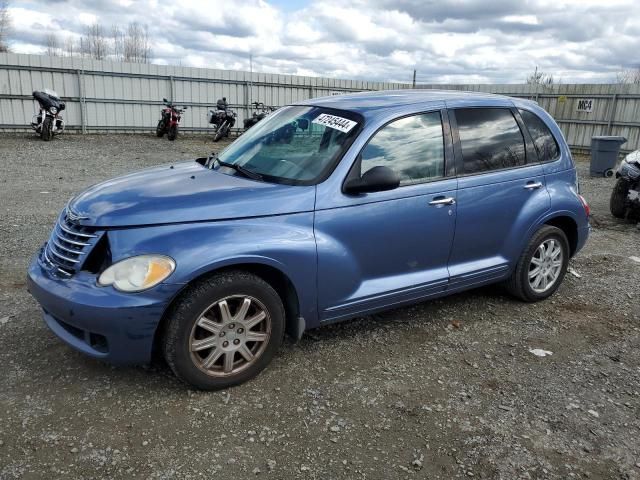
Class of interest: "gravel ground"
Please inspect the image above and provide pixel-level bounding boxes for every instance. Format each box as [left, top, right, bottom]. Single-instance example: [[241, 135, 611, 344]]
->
[[0, 134, 639, 480]]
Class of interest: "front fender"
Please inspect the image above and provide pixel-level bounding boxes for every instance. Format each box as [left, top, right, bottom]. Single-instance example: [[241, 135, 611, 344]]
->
[[105, 212, 319, 326]]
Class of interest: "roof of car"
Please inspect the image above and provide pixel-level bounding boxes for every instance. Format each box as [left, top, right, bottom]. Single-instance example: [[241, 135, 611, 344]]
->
[[297, 89, 516, 114]]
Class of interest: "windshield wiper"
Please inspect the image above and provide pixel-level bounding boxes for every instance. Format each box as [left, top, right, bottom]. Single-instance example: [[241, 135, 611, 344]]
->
[[213, 157, 263, 181]]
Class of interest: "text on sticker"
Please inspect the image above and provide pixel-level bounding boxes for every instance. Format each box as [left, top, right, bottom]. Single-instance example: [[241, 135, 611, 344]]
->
[[312, 114, 357, 133]]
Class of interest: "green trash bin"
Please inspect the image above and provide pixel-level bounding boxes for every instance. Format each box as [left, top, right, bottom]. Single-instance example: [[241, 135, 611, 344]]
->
[[590, 136, 627, 177]]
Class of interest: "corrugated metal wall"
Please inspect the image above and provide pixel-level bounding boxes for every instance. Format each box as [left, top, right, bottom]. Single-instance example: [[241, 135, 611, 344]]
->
[[420, 83, 640, 153], [0, 53, 408, 134], [2, 53, 639, 152]]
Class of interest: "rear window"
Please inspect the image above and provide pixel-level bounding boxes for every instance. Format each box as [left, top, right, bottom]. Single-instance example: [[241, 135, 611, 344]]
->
[[455, 108, 526, 174], [518, 109, 560, 162]]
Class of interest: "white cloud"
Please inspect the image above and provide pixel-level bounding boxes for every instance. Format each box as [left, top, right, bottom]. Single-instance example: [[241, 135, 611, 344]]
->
[[8, 7, 56, 30], [502, 15, 539, 25], [77, 13, 98, 25], [4, 0, 639, 84]]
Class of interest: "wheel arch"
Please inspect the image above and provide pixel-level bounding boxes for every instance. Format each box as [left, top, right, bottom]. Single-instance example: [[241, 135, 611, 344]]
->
[[544, 215, 579, 257], [153, 261, 303, 358]]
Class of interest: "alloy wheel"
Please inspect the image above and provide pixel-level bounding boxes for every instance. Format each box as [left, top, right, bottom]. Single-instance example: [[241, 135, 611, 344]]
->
[[189, 295, 271, 377], [528, 239, 563, 293]]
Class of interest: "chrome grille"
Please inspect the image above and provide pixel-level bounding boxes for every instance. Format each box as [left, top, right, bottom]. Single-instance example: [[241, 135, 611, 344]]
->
[[43, 211, 101, 276]]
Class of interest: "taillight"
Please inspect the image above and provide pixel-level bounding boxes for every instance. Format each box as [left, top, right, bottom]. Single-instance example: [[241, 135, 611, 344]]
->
[[578, 194, 590, 217]]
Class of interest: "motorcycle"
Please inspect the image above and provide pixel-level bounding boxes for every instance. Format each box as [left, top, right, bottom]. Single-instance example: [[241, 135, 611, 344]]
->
[[243, 102, 275, 131], [610, 149, 640, 220], [30, 90, 65, 141], [207, 107, 236, 142], [156, 98, 187, 141]]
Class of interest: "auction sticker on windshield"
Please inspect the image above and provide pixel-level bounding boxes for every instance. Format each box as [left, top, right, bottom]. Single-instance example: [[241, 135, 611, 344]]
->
[[312, 114, 357, 133]]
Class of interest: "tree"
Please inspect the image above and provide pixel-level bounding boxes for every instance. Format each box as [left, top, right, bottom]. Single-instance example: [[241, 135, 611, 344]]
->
[[124, 22, 151, 63], [616, 67, 640, 84], [81, 22, 108, 60], [38, 19, 153, 63], [45, 32, 61, 56], [526, 66, 554, 86], [111, 24, 124, 61], [64, 35, 76, 57], [79, 36, 88, 57], [0, 1, 11, 52]]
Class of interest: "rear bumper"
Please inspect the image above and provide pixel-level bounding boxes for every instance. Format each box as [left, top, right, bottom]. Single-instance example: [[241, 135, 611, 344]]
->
[[575, 223, 591, 256], [27, 249, 183, 365]]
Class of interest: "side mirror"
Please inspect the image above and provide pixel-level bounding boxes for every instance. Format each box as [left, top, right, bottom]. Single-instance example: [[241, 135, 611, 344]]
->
[[344, 166, 400, 194], [162, 98, 168, 103]]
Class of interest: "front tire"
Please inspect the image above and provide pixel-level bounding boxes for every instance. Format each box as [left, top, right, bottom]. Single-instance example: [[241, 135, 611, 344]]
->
[[163, 271, 285, 390], [214, 121, 228, 142], [168, 125, 178, 141], [505, 225, 569, 302], [41, 117, 53, 141], [610, 178, 629, 218]]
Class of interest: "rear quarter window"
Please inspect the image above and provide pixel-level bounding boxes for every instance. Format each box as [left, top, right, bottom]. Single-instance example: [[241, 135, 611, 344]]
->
[[454, 108, 526, 175], [518, 109, 560, 163]]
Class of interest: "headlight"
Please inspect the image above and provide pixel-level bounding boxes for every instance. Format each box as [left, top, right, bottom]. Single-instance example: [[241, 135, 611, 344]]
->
[[621, 161, 640, 180], [50, 106, 58, 114], [98, 255, 175, 292]]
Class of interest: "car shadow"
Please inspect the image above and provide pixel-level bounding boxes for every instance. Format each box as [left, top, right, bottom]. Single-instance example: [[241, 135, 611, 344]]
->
[[22, 283, 515, 393]]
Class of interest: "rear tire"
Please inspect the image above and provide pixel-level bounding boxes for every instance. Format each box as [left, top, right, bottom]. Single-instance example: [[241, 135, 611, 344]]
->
[[168, 125, 178, 141], [505, 225, 569, 302], [41, 117, 53, 141], [156, 120, 166, 137], [610, 178, 629, 219], [163, 271, 285, 390]]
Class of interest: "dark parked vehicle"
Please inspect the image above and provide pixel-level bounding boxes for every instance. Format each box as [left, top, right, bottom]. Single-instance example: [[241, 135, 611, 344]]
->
[[610, 149, 640, 220], [243, 102, 275, 131], [156, 98, 187, 141], [27, 90, 590, 390], [31, 90, 66, 141], [208, 105, 236, 142]]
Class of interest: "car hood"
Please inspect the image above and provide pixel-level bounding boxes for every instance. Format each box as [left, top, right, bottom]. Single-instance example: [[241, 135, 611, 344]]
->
[[69, 160, 316, 228]]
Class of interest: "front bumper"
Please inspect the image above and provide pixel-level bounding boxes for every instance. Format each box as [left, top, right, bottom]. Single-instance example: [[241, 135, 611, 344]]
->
[[27, 248, 183, 365]]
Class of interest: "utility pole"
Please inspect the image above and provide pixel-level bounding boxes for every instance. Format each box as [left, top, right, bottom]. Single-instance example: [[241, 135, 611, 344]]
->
[[412, 69, 416, 88], [249, 52, 253, 105]]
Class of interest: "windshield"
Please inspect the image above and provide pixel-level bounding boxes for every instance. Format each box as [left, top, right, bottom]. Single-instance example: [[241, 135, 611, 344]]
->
[[215, 106, 362, 185], [43, 88, 59, 98]]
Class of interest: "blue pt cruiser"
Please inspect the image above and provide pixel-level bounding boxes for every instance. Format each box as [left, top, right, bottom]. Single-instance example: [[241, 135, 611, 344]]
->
[[28, 90, 590, 389]]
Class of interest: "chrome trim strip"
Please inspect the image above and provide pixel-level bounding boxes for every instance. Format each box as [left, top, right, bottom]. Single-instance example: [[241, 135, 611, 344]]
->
[[47, 245, 80, 263], [51, 238, 85, 256], [43, 247, 72, 275], [42, 246, 55, 266], [54, 226, 90, 246], [58, 221, 97, 238]]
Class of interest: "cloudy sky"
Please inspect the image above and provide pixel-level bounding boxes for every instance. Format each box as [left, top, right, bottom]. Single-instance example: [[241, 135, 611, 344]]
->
[[4, 0, 639, 84]]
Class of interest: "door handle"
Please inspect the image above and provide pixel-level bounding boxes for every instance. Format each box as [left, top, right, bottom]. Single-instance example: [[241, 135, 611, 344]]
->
[[524, 181, 543, 190], [429, 197, 456, 206]]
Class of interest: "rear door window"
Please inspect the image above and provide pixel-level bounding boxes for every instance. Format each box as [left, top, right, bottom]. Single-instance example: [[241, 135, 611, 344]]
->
[[360, 112, 445, 186], [518, 109, 560, 162], [454, 108, 526, 174]]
